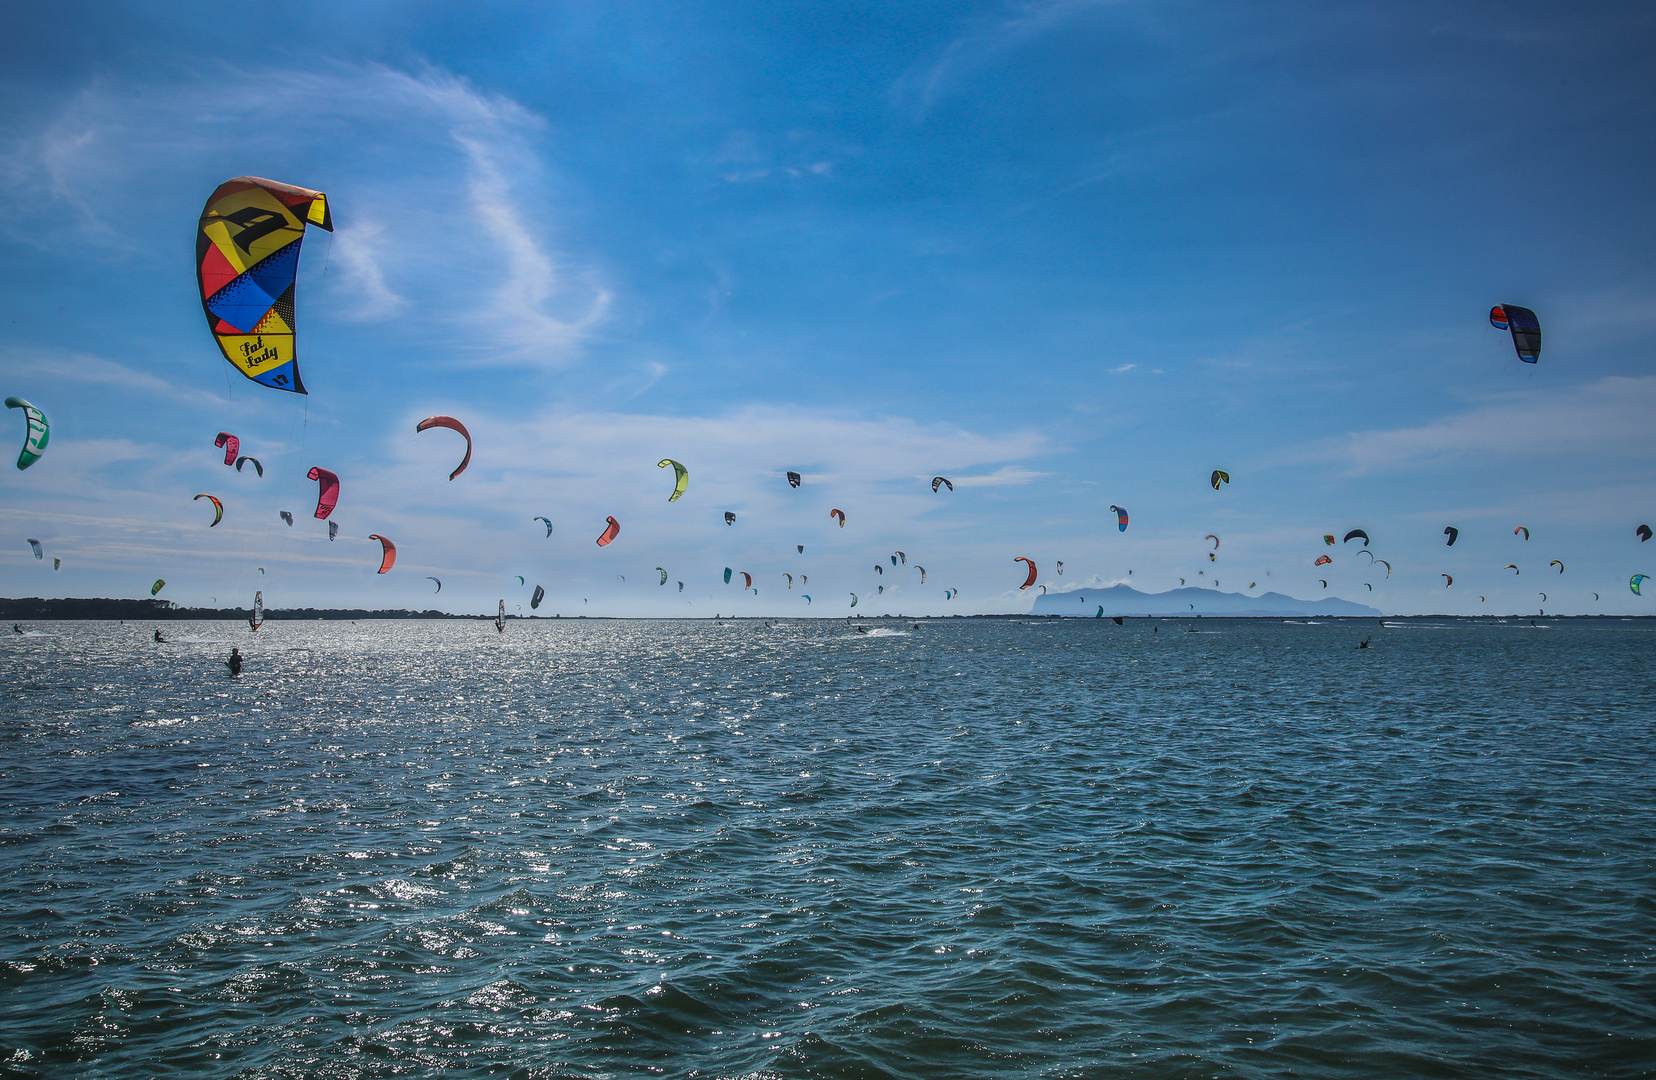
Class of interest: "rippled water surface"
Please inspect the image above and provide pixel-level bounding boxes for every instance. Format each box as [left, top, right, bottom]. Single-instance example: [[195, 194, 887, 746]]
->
[[2, 617, 1653, 1078]]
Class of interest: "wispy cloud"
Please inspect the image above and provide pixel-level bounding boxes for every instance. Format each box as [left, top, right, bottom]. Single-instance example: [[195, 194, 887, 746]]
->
[[1339, 376, 1656, 474], [0, 347, 221, 407], [1, 64, 609, 367], [891, 0, 1125, 119]]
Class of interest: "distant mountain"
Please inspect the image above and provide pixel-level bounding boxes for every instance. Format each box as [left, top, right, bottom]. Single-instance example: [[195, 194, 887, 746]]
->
[[1030, 584, 1382, 618]]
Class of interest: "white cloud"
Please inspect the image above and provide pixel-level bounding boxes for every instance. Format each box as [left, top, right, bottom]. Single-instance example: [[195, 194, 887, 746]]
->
[[0, 347, 221, 407], [1340, 376, 1656, 474], [1, 64, 609, 368]]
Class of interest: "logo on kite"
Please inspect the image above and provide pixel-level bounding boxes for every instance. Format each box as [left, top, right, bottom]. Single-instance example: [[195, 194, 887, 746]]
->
[[1489, 304, 1541, 363], [307, 467, 339, 519], [151, 579, 166, 596], [193, 493, 224, 527], [724, 512, 736, 526], [416, 416, 473, 480], [1514, 526, 1529, 541], [932, 476, 953, 493], [5, 397, 49, 470], [1014, 556, 1037, 590], [1444, 526, 1459, 546], [659, 459, 689, 501], [786, 471, 802, 488], [214, 432, 240, 466], [1210, 470, 1229, 491], [534, 516, 553, 537], [829, 508, 846, 528], [1343, 530, 1369, 547], [235, 456, 263, 477], [1108, 505, 1128, 532], [369, 535, 396, 574], [596, 516, 621, 546], [197, 177, 332, 394], [1314, 555, 1332, 566], [531, 585, 545, 609], [26, 539, 42, 559]]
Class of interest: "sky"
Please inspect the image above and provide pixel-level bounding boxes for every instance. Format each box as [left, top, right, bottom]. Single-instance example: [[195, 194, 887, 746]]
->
[[2, 0, 1654, 618]]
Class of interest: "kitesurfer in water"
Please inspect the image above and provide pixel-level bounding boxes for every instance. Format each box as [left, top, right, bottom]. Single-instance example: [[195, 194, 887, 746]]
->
[[12, 624, 21, 634], [225, 648, 242, 676], [1357, 637, 1371, 649], [153, 629, 167, 643]]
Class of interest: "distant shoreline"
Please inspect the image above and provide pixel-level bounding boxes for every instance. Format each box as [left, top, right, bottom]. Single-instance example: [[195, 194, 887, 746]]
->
[[1, 597, 1648, 622]]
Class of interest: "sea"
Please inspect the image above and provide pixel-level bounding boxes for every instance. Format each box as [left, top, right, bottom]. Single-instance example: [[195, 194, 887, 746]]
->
[[2, 617, 1652, 1079]]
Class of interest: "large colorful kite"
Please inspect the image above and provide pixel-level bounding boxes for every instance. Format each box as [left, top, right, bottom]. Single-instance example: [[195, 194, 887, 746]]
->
[[197, 177, 333, 394]]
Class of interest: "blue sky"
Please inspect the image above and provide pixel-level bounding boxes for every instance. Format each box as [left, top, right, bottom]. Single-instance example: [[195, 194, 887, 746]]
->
[[2, 0, 1654, 616]]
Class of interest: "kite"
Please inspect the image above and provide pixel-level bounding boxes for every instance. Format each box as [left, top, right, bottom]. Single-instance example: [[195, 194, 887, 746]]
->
[[534, 516, 553, 537], [916, 566, 926, 584], [724, 512, 736, 526], [1638, 525, 1652, 542], [196, 177, 332, 393], [786, 471, 802, 488], [1207, 535, 1220, 550], [658, 459, 689, 501], [596, 516, 620, 547], [849, 593, 858, 608], [1514, 526, 1529, 541], [5, 397, 49, 470], [1444, 526, 1459, 546], [784, 573, 793, 588], [945, 589, 957, 599], [1109, 505, 1129, 531], [801, 575, 808, 585], [1550, 560, 1564, 573], [1489, 304, 1541, 363], [307, 467, 339, 519], [724, 568, 732, 584], [879, 585, 885, 595], [1210, 470, 1229, 490], [1364, 583, 1371, 590], [416, 416, 472, 480], [1539, 593, 1547, 602], [1209, 553, 1216, 562], [932, 476, 953, 493], [1376, 560, 1391, 577], [369, 534, 396, 573], [1343, 529, 1369, 547], [1314, 555, 1332, 566], [740, 572, 752, 588], [1358, 550, 1376, 564], [1096, 606, 1104, 618], [830, 508, 846, 527], [516, 576, 525, 585], [193, 493, 224, 527], [427, 577, 442, 592], [678, 582, 684, 592], [1323, 535, 1335, 545], [1442, 574, 1453, 587], [1056, 561, 1064, 575], [1593, 593, 1599, 601], [531, 585, 545, 609], [53, 558, 59, 570], [328, 520, 338, 541], [214, 432, 240, 466], [1633, 575, 1649, 596], [1014, 556, 1037, 590], [657, 567, 668, 585], [1037, 585, 1046, 595], [26, 539, 42, 559], [1318, 579, 1327, 589], [874, 565, 883, 575], [797, 545, 805, 554], [1504, 564, 1519, 574], [896, 551, 906, 565], [151, 579, 166, 596], [235, 456, 263, 477]]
